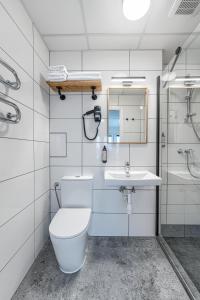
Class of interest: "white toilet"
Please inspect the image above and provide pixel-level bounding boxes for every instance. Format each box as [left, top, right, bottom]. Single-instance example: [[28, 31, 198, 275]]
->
[[49, 175, 93, 274]]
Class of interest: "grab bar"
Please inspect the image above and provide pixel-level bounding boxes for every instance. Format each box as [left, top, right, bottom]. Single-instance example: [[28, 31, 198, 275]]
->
[[0, 96, 21, 124], [0, 58, 21, 90]]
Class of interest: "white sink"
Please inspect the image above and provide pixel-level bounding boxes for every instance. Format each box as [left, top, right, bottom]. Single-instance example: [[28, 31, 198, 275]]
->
[[104, 170, 162, 187]]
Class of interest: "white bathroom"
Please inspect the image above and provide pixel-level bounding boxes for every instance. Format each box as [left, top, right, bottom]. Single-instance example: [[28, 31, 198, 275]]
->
[[0, 0, 200, 299]]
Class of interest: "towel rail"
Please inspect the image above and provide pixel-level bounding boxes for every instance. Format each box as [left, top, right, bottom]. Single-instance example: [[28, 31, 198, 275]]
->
[[0, 96, 21, 124], [0, 58, 21, 90]]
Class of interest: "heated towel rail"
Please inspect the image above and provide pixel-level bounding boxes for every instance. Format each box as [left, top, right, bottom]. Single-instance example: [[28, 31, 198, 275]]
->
[[0, 96, 21, 123], [0, 58, 22, 123], [0, 58, 21, 90]]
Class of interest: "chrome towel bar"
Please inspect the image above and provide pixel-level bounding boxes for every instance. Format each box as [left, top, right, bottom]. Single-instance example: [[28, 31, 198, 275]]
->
[[0, 58, 21, 90], [0, 96, 21, 124]]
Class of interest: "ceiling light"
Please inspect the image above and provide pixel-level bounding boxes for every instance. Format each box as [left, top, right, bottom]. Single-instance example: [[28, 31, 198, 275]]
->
[[123, 0, 151, 21]]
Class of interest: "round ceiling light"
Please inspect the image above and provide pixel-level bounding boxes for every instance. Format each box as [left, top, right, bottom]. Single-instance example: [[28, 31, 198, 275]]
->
[[123, 0, 151, 21]]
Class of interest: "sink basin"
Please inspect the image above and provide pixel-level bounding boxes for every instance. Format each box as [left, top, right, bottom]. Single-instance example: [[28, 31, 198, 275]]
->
[[104, 170, 162, 187]]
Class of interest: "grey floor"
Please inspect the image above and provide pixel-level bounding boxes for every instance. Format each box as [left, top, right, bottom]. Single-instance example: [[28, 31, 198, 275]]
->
[[166, 237, 200, 293], [13, 237, 189, 300]]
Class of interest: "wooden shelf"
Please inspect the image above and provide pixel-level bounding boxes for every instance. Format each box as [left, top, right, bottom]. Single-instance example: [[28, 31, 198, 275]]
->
[[47, 79, 102, 93]]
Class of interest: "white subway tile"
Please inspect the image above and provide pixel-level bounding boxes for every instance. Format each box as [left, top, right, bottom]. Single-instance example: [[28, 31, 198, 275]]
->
[[83, 51, 129, 70], [50, 94, 82, 118], [0, 235, 34, 300], [35, 167, 49, 199], [33, 26, 49, 67], [0, 203, 34, 271], [0, 4, 33, 76], [34, 83, 49, 117], [50, 118, 82, 142], [93, 190, 127, 213], [0, 138, 34, 181], [35, 216, 49, 257], [0, 0, 33, 46], [167, 213, 184, 225], [34, 112, 49, 142], [130, 143, 156, 166], [34, 141, 49, 170], [133, 190, 156, 213], [89, 213, 128, 236], [50, 133, 67, 157], [129, 214, 155, 236], [50, 143, 81, 166], [35, 191, 50, 228], [50, 51, 81, 71], [148, 119, 157, 143], [34, 53, 49, 92], [0, 173, 34, 227], [130, 50, 162, 71], [147, 94, 157, 119], [168, 123, 200, 143]]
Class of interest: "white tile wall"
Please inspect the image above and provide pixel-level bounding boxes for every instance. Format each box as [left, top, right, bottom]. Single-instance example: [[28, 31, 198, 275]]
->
[[0, 203, 34, 271], [0, 172, 34, 227], [0, 2, 50, 298], [129, 214, 155, 236], [50, 50, 162, 237], [50, 51, 81, 71], [89, 213, 128, 236], [0, 4, 33, 76], [0, 236, 34, 300]]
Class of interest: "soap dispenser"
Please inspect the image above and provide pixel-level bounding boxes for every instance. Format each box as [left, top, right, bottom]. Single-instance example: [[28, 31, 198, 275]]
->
[[102, 145, 107, 163]]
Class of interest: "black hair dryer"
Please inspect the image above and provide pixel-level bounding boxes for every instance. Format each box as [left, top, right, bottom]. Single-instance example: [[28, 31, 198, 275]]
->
[[82, 106, 102, 140]]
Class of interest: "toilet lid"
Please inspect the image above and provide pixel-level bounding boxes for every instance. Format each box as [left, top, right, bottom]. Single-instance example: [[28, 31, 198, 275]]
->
[[49, 208, 91, 239]]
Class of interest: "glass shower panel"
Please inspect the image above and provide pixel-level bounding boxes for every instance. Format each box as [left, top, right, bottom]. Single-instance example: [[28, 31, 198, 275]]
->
[[162, 87, 200, 238]]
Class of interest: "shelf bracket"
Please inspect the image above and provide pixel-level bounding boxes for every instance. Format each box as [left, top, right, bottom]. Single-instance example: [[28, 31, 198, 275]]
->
[[91, 86, 97, 100], [57, 87, 66, 100]]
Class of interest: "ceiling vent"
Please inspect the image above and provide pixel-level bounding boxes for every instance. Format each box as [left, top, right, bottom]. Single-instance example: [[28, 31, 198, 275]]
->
[[169, 0, 200, 16]]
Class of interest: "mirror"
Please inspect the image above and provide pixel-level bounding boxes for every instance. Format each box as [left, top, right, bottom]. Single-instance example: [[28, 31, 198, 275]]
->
[[107, 87, 148, 144]]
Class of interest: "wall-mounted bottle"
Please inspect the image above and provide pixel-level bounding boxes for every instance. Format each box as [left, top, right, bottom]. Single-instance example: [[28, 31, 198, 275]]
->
[[102, 145, 107, 163]]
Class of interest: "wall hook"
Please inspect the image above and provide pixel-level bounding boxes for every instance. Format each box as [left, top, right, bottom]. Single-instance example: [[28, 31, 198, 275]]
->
[[57, 87, 66, 100], [91, 86, 97, 100]]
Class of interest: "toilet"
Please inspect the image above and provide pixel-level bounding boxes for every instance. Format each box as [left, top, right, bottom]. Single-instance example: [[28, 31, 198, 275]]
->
[[49, 175, 93, 274]]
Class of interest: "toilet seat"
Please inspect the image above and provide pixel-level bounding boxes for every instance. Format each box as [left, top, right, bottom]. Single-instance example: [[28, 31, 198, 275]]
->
[[49, 208, 91, 239]]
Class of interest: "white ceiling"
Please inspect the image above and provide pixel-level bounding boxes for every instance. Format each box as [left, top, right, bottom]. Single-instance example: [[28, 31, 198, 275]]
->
[[22, 0, 200, 64]]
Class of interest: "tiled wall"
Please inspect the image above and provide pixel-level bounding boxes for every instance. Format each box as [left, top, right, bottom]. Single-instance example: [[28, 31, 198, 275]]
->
[[50, 50, 162, 236], [0, 1, 49, 298]]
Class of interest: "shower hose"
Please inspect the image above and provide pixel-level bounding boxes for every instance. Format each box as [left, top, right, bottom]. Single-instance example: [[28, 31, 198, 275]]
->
[[54, 182, 61, 208], [186, 152, 200, 179]]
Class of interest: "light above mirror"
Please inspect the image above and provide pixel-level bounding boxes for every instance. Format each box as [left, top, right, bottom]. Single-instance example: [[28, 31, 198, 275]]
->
[[123, 0, 151, 21], [175, 76, 200, 82], [111, 76, 146, 86]]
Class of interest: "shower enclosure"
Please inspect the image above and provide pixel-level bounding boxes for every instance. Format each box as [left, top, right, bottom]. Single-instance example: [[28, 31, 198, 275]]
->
[[159, 36, 200, 299]]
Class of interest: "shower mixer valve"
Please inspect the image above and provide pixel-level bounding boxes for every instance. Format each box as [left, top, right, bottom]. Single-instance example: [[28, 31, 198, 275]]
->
[[177, 148, 193, 155]]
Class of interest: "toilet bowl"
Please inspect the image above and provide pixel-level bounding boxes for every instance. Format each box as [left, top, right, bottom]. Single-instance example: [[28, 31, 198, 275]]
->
[[49, 208, 91, 273], [49, 176, 93, 273]]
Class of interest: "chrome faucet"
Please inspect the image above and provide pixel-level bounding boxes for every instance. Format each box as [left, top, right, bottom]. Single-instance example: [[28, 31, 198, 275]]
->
[[125, 161, 130, 177]]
